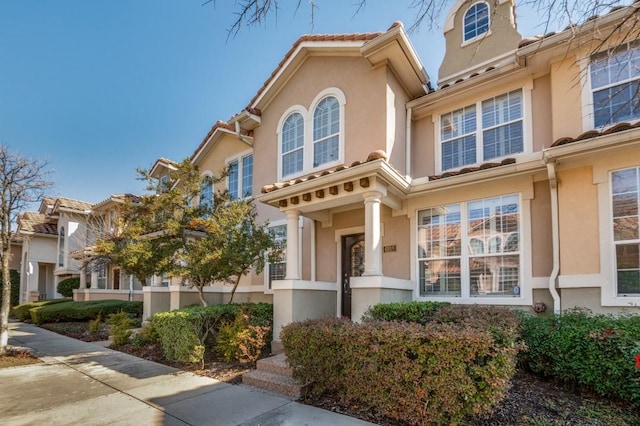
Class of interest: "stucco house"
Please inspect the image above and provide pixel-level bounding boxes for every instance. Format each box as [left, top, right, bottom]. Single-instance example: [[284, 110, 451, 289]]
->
[[141, 0, 640, 349]]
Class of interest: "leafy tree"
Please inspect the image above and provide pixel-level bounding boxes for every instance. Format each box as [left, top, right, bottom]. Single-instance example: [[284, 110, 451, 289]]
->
[[0, 146, 53, 355], [96, 158, 278, 306]]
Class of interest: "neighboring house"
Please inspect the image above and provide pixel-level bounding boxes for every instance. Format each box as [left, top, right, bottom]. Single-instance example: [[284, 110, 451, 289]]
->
[[17, 196, 92, 302], [141, 1, 640, 349]]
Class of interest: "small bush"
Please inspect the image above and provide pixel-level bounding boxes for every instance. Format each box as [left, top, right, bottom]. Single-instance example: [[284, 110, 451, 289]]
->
[[282, 317, 517, 425], [108, 311, 134, 347], [215, 312, 270, 363], [56, 277, 80, 298], [0, 269, 20, 308], [29, 300, 142, 325], [363, 300, 450, 324], [152, 303, 273, 364], [11, 299, 70, 321], [519, 308, 640, 405], [88, 312, 104, 335]]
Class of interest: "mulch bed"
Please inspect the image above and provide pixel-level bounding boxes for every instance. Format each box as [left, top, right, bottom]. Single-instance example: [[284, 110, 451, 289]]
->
[[0, 349, 41, 369]]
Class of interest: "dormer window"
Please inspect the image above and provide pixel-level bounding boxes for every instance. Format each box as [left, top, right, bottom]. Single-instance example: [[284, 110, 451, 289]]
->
[[463, 2, 489, 42]]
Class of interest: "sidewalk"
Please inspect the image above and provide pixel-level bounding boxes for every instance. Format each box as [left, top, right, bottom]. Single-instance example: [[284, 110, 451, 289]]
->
[[4, 322, 375, 426]]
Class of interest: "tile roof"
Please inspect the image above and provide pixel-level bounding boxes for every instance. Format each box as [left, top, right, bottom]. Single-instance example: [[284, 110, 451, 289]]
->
[[54, 197, 93, 212], [551, 121, 640, 147], [247, 31, 383, 111], [17, 212, 58, 236], [261, 150, 389, 194], [428, 158, 517, 181]]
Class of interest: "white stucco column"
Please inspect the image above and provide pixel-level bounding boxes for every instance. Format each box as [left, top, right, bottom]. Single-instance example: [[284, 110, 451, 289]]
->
[[90, 270, 98, 289], [363, 191, 383, 276], [79, 269, 87, 289], [285, 210, 300, 280]]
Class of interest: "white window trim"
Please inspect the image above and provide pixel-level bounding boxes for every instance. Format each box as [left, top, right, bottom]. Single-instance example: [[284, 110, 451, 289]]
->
[[595, 161, 640, 307], [462, 1, 490, 45], [263, 219, 287, 294], [277, 87, 346, 182], [199, 171, 214, 207], [433, 82, 533, 174], [225, 149, 254, 200], [410, 192, 534, 306]]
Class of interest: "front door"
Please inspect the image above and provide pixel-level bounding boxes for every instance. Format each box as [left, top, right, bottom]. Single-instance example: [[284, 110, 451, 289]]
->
[[341, 233, 365, 319], [113, 269, 120, 290]]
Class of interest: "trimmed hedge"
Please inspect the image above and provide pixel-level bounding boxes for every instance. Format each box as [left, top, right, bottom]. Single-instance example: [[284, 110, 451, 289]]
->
[[151, 303, 273, 364], [11, 299, 70, 321], [56, 277, 81, 297], [364, 300, 450, 324], [282, 317, 518, 425], [519, 308, 640, 405], [0, 269, 20, 308], [28, 300, 142, 325]]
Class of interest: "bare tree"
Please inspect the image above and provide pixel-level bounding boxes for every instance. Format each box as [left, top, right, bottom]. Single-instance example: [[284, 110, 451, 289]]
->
[[0, 146, 53, 355]]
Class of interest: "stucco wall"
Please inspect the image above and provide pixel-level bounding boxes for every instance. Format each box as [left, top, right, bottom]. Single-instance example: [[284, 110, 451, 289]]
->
[[549, 56, 583, 139], [531, 180, 553, 277], [410, 113, 435, 179], [531, 74, 553, 151]]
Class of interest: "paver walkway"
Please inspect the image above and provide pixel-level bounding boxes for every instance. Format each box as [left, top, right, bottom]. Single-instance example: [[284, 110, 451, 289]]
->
[[4, 322, 375, 426]]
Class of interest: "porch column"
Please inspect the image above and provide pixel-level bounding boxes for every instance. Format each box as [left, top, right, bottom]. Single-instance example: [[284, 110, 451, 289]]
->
[[363, 191, 383, 276], [79, 269, 87, 289], [90, 270, 98, 289], [285, 210, 300, 280]]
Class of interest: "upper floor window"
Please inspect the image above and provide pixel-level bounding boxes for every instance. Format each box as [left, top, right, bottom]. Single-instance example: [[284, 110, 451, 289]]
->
[[228, 153, 253, 199], [440, 89, 523, 171], [58, 227, 65, 267], [278, 88, 345, 181], [282, 112, 304, 177], [590, 40, 640, 128], [108, 210, 116, 235], [463, 2, 489, 42], [159, 175, 168, 193], [200, 175, 214, 209], [611, 166, 640, 296]]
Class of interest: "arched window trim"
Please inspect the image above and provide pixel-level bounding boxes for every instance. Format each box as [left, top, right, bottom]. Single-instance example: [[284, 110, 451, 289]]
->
[[276, 87, 346, 181], [462, 2, 490, 44]]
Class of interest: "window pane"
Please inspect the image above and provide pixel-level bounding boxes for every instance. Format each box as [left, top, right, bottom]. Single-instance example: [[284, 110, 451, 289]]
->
[[442, 135, 476, 170], [313, 135, 339, 167], [282, 113, 304, 153], [269, 225, 287, 289], [228, 160, 238, 199], [463, 3, 489, 41], [614, 217, 639, 241], [612, 168, 638, 194], [616, 244, 640, 295], [482, 90, 523, 128], [593, 81, 640, 127], [283, 149, 303, 177], [483, 121, 523, 160], [470, 255, 520, 297], [419, 259, 462, 297], [441, 105, 476, 141], [200, 176, 213, 209], [313, 97, 339, 141], [242, 155, 253, 197], [418, 205, 461, 258]]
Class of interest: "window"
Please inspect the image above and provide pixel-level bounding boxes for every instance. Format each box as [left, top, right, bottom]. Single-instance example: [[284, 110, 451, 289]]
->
[[463, 2, 489, 42], [611, 166, 640, 296], [200, 175, 214, 209], [418, 194, 521, 298], [278, 88, 345, 180], [313, 96, 340, 167], [282, 113, 304, 177], [440, 89, 523, 171], [159, 175, 168, 193], [268, 225, 287, 289], [97, 265, 106, 289], [58, 227, 65, 267], [109, 210, 116, 235], [227, 154, 253, 199], [590, 40, 640, 127]]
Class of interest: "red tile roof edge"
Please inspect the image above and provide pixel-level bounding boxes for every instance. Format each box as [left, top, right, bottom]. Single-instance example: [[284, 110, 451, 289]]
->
[[551, 121, 640, 147], [428, 158, 517, 181]]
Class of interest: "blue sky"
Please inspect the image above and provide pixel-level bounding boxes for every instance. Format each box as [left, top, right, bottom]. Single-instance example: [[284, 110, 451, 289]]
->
[[2, 1, 551, 206]]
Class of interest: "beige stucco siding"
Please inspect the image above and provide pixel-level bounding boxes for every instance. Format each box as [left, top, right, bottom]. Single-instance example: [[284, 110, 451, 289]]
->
[[386, 68, 410, 174], [531, 74, 553, 151], [530, 180, 553, 277], [381, 206, 410, 280], [557, 166, 600, 275], [411, 114, 435, 179], [550, 56, 583, 140]]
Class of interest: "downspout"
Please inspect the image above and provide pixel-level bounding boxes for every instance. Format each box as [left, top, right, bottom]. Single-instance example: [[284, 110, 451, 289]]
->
[[310, 218, 316, 282], [546, 160, 561, 314], [405, 107, 412, 180]]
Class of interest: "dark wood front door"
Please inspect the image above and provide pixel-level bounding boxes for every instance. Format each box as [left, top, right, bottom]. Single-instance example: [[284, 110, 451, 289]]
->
[[341, 233, 365, 319], [113, 269, 120, 290]]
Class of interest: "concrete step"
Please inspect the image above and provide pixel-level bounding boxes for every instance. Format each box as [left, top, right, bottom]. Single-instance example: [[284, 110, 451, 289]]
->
[[242, 369, 306, 398], [255, 353, 293, 377]]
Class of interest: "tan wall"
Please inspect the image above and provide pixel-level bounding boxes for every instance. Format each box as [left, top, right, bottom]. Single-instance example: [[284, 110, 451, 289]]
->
[[10, 243, 21, 271], [411, 113, 435, 179], [549, 56, 583, 140], [531, 74, 553, 151], [197, 133, 250, 190], [531, 180, 553, 277], [221, 292, 272, 304], [439, 0, 521, 82], [272, 288, 337, 346], [381, 206, 411, 280], [386, 69, 410, 174], [351, 287, 412, 322], [557, 166, 600, 275], [315, 209, 365, 283], [561, 288, 640, 315]]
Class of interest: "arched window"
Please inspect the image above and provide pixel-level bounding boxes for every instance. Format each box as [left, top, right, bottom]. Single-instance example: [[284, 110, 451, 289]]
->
[[58, 227, 65, 267], [281, 112, 304, 177], [313, 96, 340, 167], [200, 175, 213, 210], [463, 2, 489, 42]]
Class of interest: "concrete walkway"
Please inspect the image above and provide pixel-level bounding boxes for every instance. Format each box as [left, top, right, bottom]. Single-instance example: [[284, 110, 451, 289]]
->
[[4, 322, 375, 426]]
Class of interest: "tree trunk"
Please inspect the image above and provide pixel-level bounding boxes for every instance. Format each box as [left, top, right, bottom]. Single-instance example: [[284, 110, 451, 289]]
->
[[0, 247, 12, 355], [228, 275, 242, 304], [195, 284, 208, 307]]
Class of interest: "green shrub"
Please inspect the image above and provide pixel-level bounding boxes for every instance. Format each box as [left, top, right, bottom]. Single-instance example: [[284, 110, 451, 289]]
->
[[363, 300, 450, 324], [282, 317, 517, 425], [0, 269, 20, 308], [215, 312, 270, 363], [10, 299, 70, 321], [519, 308, 640, 405], [88, 312, 104, 334], [151, 303, 273, 364], [56, 277, 80, 298], [29, 300, 142, 325], [108, 311, 134, 347]]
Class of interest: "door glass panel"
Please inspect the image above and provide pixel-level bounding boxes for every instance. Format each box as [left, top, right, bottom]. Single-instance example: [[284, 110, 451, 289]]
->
[[350, 240, 365, 277]]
